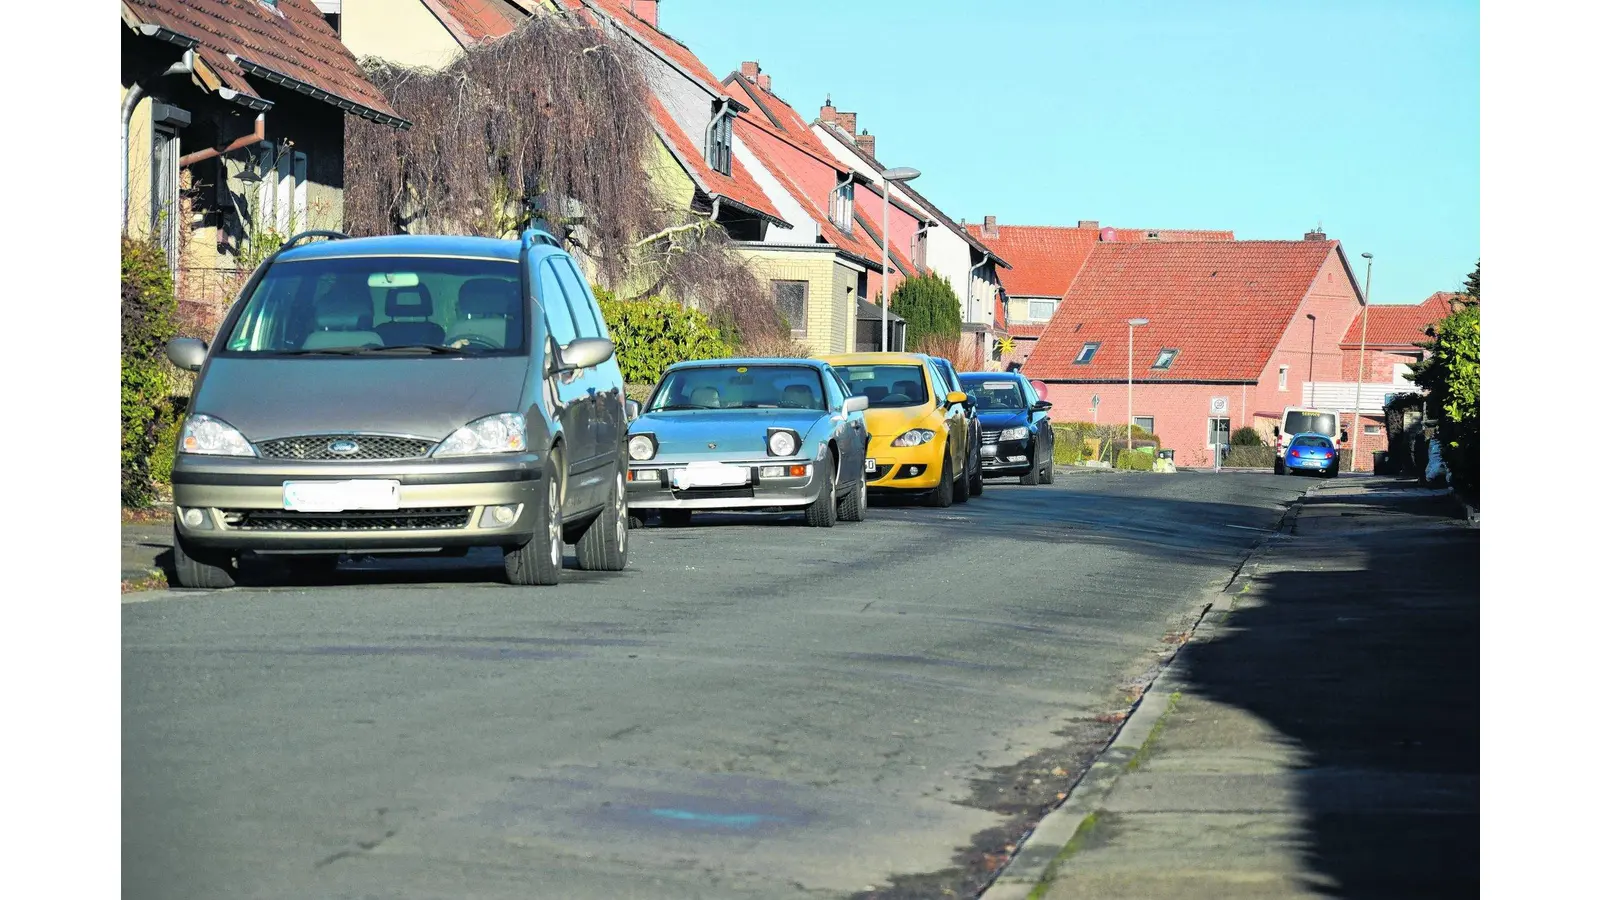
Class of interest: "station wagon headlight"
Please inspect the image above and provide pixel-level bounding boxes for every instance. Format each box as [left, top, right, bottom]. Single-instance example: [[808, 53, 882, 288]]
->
[[767, 428, 800, 457], [628, 433, 657, 461], [999, 426, 1029, 441], [435, 413, 527, 457], [890, 429, 937, 447], [180, 414, 255, 457]]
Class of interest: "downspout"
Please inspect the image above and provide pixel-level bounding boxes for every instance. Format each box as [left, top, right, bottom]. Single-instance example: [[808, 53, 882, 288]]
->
[[179, 113, 266, 168], [122, 48, 197, 231], [967, 250, 991, 324]]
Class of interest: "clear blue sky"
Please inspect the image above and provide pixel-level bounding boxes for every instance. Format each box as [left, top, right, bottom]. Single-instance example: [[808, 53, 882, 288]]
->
[[663, 0, 1479, 305]]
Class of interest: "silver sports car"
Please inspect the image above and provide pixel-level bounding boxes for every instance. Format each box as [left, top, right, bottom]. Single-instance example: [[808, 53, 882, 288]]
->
[[624, 358, 870, 527]]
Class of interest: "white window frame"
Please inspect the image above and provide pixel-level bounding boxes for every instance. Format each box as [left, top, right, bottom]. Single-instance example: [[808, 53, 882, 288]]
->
[[706, 108, 733, 176], [150, 124, 181, 269], [274, 147, 293, 234], [292, 151, 308, 233], [1278, 365, 1289, 391], [1074, 341, 1100, 364], [1133, 416, 1155, 435], [831, 181, 854, 232], [1028, 299, 1057, 322], [773, 279, 809, 336], [1363, 423, 1383, 436], [1207, 416, 1232, 448]]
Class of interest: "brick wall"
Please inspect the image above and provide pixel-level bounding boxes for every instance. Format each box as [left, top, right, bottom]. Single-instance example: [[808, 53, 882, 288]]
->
[[1034, 381, 1259, 467]]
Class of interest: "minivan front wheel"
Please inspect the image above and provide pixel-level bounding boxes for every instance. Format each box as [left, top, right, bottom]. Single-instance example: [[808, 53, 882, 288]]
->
[[505, 457, 563, 586], [575, 470, 629, 571], [172, 525, 237, 589]]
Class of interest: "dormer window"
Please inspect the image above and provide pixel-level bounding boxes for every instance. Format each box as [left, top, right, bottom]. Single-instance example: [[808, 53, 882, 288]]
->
[[830, 180, 854, 232], [706, 105, 733, 176], [1151, 348, 1179, 370], [1074, 341, 1100, 364]]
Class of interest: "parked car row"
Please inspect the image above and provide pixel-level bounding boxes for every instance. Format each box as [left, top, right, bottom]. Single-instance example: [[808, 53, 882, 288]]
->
[[158, 230, 1058, 591]]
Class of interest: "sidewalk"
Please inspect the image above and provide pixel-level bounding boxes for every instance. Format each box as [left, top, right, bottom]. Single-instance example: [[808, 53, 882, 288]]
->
[[990, 476, 1478, 899]]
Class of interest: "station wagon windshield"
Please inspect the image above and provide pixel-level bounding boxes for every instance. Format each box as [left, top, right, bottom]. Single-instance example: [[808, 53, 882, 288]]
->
[[220, 257, 526, 356], [648, 365, 828, 411], [1285, 411, 1337, 436], [832, 365, 928, 408]]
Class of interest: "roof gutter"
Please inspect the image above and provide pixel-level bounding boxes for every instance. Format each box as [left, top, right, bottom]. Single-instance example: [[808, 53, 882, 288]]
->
[[122, 46, 196, 232], [230, 55, 412, 129]]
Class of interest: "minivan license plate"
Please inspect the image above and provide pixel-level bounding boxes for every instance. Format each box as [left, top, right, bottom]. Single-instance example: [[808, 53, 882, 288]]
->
[[283, 480, 401, 512]]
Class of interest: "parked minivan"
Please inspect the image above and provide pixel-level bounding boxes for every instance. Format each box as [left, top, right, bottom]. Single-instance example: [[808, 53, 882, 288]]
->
[[163, 228, 630, 588]]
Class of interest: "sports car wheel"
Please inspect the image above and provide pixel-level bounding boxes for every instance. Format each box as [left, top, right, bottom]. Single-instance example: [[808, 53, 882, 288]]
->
[[839, 462, 867, 522], [804, 451, 839, 527]]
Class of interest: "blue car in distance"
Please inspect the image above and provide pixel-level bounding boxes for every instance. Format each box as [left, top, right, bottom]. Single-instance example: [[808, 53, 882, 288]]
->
[[1284, 432, 1339, 477]]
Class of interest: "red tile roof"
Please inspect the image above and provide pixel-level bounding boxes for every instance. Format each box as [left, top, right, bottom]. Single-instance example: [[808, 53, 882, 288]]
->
[[122, 0, 405, 125], [1340, 291, 1461, 348], [645, 96, 787, 225], [1024, 240, 1345, 382], [735, 119, 883, 268], [851, 207, 922, 279], [1009, 324, 1048, 338], [421, 0, 526, 46], [962, 223, 1235, 298], [724, 74, 844, 164], [572, 0, 727, 93]]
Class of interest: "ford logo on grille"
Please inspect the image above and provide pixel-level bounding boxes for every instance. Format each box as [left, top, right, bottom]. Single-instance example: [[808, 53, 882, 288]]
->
[[327, 439, 360, 456]]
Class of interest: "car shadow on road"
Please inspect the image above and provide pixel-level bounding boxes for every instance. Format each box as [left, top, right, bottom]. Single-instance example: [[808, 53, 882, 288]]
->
[[1175, 488, 1479, 898]]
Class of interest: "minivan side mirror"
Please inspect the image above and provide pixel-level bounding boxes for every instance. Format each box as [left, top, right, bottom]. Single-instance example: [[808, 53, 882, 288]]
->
[[843, 395, 869, 414], [166, 337, 208, 372], [556, 337, 614, 372]]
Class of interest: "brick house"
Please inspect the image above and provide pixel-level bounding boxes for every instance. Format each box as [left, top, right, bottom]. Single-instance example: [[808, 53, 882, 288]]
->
[[964, 219, 1235, 367], [1022, 231, 1365, 468], [121, 0, 408, 326], [1323, 290, 1464, 450]]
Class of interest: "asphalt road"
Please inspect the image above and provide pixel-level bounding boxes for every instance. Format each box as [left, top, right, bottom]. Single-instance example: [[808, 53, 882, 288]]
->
[[123, 470, 1309, 900]]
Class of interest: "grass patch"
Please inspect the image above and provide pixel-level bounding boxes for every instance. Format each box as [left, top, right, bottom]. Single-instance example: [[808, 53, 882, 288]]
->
[[122, 506, 172, 525], [121, 571, 168, 593], [1124, 692, 1182, 773], [1026, 812, 1101, 900]]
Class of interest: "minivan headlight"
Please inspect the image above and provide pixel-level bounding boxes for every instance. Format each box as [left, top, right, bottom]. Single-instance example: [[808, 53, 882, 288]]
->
[[435, 413, 527, 457], [999, 426, 1029, 441], [890, 429, 937, 447], [180, 414, 255, 457]]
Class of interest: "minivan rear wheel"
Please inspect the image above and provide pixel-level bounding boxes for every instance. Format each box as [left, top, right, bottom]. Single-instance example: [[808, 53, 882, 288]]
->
[[505, 456, 563, 586], [172, 525, 237, 589], [575, 470, 629, 571]]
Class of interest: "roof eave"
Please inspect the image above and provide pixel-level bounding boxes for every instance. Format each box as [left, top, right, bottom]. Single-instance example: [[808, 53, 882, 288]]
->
[[713, 194, 792, 230], [230, 55, 411, 129]]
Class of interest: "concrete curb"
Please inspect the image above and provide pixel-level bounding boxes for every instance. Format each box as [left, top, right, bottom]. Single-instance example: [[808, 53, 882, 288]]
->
[[977, 488, 1307, 899], [1453, 492, 1479, 527]]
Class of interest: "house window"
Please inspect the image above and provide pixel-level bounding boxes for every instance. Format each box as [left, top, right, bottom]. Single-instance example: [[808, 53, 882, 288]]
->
[[830, 181, 854, 232], [1133, 416, 1155, 435], [912, 228, 927, 270], [1393, 362, 1410, 383], [1074, 341, 1100, 364], [773, 280, 808, 335], [1278, 365, 1289, 391], [1029, 299, 1057, 322], [1207, 417, 1231, 448], [292, 151, 308, 231], [706, 109, 732, 176], [1151, 348, 1179, 370], [1363, 423, 1383, 436], [274, 146, 293, 233], [150, 125, 180, 269]]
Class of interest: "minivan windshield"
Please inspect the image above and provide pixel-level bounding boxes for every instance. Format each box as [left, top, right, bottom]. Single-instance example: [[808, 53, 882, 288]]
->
[[220, 256, 526, 357], [832, 365, 929, 408], [960, 377, 1026, 410], [648, 365, 828, 411], [1284, 411, 1336, 436]]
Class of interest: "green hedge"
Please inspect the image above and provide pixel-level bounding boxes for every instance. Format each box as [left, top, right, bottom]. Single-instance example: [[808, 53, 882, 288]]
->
[[596, 294, 732, 384], [1052, 425, 1083, 465], [122, 236, 179, 507], [1116, 449, 1155, 471], [1222, 445, 1276, 468], [1230, 427, 1263, 447]]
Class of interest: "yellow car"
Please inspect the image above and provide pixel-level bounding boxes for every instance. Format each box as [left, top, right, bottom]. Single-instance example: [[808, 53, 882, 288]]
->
[[818, 352, 975, 507]]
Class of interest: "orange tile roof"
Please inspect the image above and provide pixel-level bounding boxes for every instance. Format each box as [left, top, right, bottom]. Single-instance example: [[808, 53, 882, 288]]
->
[[1009, 324, 1048, 338], [962, 223, 1235, 298], [646, 96, 786, 224], [123, 0, 405, 125], [724, 74, 845, 163], [1340, 291, 1461, 348], [421, 0, 525, 45], [851, 207, 922, 279], [1024, 240, 1345, 383], [573, 0, 726, 93], [735, 119, 883, 268]]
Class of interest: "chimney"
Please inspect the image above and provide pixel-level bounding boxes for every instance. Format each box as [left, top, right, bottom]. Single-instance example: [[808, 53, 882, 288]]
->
[[740, 60, 760, 79], [982, 215, 998, 239], [820, 95, 837, 123], [1077, 220, 1098, 230], [625, 0, 660, 29], [837, 111, 857, 135], [757, 73, 771, 92], [856, 130, 876, 158], [1303, 228, 1326, 241]]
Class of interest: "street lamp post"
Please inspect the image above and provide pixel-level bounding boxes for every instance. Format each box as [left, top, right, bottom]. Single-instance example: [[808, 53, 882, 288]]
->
[[1354, 253, 1373, 470], [1306, 313, 1318, 407], [879, 167, 921, 351], [1127, 318, 1149, 459]]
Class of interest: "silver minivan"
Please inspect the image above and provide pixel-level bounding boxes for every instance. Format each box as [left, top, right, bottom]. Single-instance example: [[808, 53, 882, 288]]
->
[[163, 229, 631, 588]]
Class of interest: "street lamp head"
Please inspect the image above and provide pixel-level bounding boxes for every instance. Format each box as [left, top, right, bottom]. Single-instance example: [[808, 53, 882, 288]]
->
[[1127, 317, 1149, 326], [883, 166, 921, 182], [1361, 252, 1373, 259], [1305, 313, 1316, 321]]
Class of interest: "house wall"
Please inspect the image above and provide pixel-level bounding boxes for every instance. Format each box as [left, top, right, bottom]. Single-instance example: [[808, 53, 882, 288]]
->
[[737, 247, 856, 353], [339, 0, 462, 69], [1035, 380, 1261, 467], [1256, 248, 1363, 420], [1341, 346, 1423, 384]]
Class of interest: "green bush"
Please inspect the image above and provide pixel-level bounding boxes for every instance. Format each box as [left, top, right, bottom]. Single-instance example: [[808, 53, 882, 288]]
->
[[122, 236, 178, 507], [1230, 427, 1262, 447], [148, 412, 184, 487], [1222, 445, 1276, 468], [888, 274, 961, 350], [596, 294, 732, 384], [1116, 449, 1155, 471], [1052, 425, 1083, 465], [1410, 267, 1479, 501]]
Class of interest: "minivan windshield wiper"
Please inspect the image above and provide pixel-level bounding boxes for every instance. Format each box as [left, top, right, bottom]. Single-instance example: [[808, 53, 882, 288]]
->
[[277, 344, 479, 357], [650, 404, 716, 411]]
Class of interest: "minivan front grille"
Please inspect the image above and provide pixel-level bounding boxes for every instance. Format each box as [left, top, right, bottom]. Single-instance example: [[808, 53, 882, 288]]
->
[[225, 508, 472, 532], [255, 435, 435, 461]]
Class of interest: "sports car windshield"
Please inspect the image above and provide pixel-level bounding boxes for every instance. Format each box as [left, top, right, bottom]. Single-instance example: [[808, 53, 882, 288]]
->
[[648, 365, 827, 411], [220, 256, 526, 357], [962, 379, 1026, 410], [833, 365, 928, 408]]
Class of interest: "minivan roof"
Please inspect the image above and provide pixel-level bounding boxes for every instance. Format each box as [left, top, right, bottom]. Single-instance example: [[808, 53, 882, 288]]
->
[[276, 234, 526, 263]]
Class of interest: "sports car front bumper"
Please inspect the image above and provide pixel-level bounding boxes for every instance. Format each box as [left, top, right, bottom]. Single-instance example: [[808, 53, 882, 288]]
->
[[625, 458, 819, 509]]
